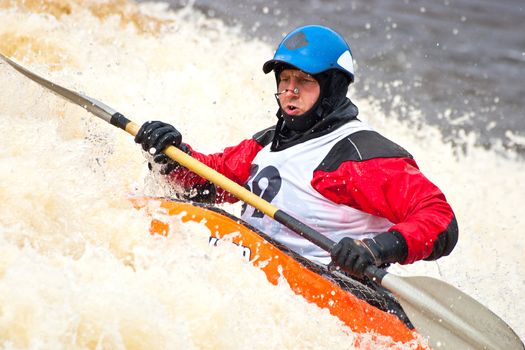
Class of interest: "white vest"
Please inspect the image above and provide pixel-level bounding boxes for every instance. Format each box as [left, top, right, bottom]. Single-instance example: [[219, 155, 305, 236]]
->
[[241, 120, 393, 265]]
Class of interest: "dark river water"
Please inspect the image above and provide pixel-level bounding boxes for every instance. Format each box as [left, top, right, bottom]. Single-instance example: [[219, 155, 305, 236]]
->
[[142, 0, 525, 156]]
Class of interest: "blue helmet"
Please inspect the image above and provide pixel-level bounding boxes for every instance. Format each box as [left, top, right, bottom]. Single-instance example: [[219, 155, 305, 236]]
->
[[263, 25, 355, 83]]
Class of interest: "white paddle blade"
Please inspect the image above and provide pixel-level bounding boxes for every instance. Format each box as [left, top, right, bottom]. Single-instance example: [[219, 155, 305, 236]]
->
[[382, 274, 523, 350]]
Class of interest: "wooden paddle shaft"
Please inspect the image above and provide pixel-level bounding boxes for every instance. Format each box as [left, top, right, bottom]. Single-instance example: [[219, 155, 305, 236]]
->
[[115, 115, 337, 252]]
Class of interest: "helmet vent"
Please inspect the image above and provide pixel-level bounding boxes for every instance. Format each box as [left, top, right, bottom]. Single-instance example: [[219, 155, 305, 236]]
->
[[284, 31, 308, 50]]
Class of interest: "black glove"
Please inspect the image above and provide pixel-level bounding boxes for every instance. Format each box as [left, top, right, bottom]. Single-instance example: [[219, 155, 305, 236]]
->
[[330, 231, 408, 279], [135, 121, 185, 175], [135, 121, 182, 154]]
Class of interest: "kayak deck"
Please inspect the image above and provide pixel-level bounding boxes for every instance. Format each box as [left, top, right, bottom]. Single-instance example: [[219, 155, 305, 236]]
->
[[133, 197, 426, 347]]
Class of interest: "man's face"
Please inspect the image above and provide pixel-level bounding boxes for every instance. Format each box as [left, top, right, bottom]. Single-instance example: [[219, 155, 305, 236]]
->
[[277, 69, 320, 116]]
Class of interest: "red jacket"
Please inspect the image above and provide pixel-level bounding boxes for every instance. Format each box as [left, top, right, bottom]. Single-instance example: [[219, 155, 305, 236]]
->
[[167, 128, 457, 265]]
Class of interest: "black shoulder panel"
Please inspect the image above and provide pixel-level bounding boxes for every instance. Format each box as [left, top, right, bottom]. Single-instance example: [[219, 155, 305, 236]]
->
[[252, 126, 276, 147], [316, 130, 413, 172]]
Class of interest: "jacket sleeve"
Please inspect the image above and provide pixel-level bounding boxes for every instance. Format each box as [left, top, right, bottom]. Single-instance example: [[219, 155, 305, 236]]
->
[[166, 139, 264, 203], [312, 157, 458, 264]]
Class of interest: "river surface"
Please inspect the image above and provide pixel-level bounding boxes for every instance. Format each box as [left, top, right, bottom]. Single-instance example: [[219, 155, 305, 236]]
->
[[0, 0, 524, 348]]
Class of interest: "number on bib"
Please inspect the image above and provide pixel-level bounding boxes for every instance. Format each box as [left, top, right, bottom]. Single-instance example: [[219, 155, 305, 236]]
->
[[243, 165, 282, 218]]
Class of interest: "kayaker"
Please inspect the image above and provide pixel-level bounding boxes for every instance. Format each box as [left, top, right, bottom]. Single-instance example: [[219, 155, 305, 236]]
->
[[135, 25, 458, 281]]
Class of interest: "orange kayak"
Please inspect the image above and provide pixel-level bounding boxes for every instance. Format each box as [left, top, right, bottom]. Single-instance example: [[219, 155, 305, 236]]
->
[[132, 197, 427, 347]]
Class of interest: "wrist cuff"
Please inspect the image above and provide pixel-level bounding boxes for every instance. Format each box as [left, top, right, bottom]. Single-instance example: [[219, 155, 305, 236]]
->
[[363, 231, 408, 265]]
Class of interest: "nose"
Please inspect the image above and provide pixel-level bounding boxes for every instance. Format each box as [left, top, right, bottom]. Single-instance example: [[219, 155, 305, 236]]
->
[[282, 79, 300, 95], [283, 87, 299, 95], [278, 76, 302, 95], [275, 87, 300, 100], [276, 87, 299, 96]]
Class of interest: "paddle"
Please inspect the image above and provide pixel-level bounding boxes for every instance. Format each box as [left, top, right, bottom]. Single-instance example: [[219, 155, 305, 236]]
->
[[2, 53, 523, 350]]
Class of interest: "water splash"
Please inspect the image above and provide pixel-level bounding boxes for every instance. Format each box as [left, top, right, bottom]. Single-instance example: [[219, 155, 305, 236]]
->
[[0, 0, 523, 347]]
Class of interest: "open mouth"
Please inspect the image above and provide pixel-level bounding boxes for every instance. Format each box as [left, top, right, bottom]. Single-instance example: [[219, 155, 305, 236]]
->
[[284, 103, 301, 115]]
